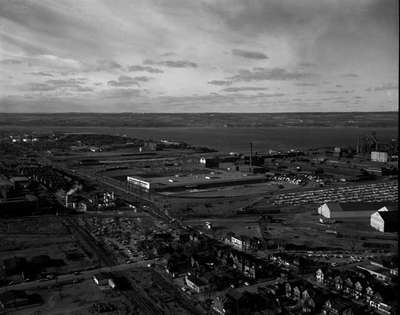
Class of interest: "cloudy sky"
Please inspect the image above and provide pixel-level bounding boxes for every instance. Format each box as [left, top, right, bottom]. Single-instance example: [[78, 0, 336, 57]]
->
[[0, 0, 398, 112]]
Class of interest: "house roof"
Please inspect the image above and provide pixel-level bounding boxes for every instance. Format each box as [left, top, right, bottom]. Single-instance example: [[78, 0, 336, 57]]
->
[[9, 176, 29, 183], [328, 297, 353, 311], [324, 203, 343, 212]]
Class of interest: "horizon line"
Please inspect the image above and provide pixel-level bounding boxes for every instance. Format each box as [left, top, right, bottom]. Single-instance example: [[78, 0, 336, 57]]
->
[[0, 111, 398, 115]]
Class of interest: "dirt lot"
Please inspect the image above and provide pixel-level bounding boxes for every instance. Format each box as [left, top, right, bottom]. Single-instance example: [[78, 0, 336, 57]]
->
[[12, 279, 132, 315], [263, 206, 398, 253]]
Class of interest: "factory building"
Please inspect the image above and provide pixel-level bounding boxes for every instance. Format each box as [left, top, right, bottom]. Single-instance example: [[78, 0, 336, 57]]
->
[[199, 157, 219, 168], [371, 151, 389, 163], [370, 205, 398, 233], [127, 176, 150, 191], [318, 202, 397, 219]]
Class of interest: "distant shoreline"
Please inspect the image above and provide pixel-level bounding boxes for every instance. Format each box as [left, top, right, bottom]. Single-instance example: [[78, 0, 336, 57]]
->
[[0, 112, 397, 129]]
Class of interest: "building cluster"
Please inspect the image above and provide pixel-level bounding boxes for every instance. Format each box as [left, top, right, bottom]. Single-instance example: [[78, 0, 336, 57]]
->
[[211, 258, 398, 315], [315, 266, 396, 314]]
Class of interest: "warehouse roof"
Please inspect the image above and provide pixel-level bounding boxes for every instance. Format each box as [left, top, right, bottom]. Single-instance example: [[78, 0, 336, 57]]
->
[[327, 202, 397, 212], [377, 211, 398, 223], [379, 204, 398, 212]]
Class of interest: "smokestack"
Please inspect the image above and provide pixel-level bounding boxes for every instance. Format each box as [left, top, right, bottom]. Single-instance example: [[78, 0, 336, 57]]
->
[[67, 187, 78, 196]]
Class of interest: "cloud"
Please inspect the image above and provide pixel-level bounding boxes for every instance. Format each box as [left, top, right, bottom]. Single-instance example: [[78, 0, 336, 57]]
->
[[232, 49, 268, 59], [222, 86, 269, 92], [108, 75, 139, 87], [133, 76, 153, 82], [143, 59, 197, 68], [160, 52, 176, 57], [28, 83, 57, 91], [26, 78, 91, 92], [102, 88, 142, 99], [295, 82, 317, 87], [75, 86, 93, 92], [228, 67, 314, 82], [107, 75, 152, 87], [29, 72, 54, 77], [259, 92, 285, 97], [0, 59, 23, 65], [0, 0, 397, 112], [298, 62, 316, 67], [208, 80, 232, 86], [95, 60, 123, 71], [128, 65, 163, 73], [46, 78, 86, 86], [366, 83, 398, 91], [343, 73, 359, 78]]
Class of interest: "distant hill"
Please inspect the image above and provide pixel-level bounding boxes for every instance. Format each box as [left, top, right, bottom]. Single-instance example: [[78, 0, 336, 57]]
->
[[0, 112, 397, 128]]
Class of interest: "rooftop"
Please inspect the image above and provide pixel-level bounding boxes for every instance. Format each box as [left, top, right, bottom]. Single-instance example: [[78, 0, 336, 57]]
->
[[327, 202, 398, 212]]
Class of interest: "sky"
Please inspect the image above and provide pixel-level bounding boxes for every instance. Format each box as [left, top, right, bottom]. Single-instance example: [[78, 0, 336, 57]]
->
[[0, 0, 398, 112]]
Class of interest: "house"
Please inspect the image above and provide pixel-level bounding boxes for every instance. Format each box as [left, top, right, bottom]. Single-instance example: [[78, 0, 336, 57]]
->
[[333, 275, 344, 292], [185, 274, 211, 293], [9, 176, 30, 190], [230, 234, 250, 251], [323, 297, 354, 315], [92, 273, 115, 290], [370, 205, 398, 233], [371, 151, 389, 163], [229, 251, 268, 279], [368, 291, 393, 315], [316, 268, 325, 283], [212, 295, 228, 314]]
